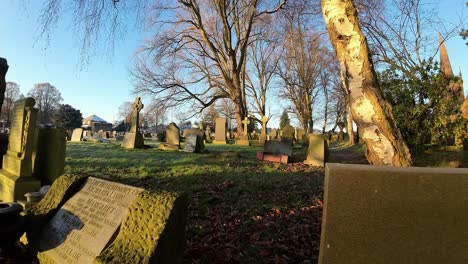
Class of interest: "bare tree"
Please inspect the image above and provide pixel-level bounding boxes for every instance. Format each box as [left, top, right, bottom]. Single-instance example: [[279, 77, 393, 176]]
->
[[118, 101, 132, 126], [144, 99, 167, 133], [322, 0, 412, 166], [132, 0, 286, 136], [357, 0, 461, 78], [27, 83, 63, 124], [1, 82, 20, 124], [245, 14, 282, 126]]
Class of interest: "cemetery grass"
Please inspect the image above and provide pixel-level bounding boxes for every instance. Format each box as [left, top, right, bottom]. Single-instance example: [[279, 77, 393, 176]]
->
[[64, 140, 466, 263], [66, 140, 324, 263]]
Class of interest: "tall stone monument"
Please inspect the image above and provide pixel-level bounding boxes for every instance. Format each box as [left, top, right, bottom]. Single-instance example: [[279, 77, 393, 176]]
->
[[0, 97, 40, 202], [213, 117, 227, 144], [0, 58, 8, 112], [259, 115, 268, 146], [237, 117, 251, 146], [122, 97, 144, 149]]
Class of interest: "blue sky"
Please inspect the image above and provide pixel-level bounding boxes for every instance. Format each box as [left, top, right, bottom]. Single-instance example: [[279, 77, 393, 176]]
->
[[0, 0, 467, 126]]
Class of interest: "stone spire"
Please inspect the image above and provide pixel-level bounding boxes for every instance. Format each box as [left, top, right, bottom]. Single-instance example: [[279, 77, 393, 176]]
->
[[439, 32, 453, 76]]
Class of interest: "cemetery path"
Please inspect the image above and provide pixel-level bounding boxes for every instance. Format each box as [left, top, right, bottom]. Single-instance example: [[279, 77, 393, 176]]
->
[[328, 143, 369, 165]]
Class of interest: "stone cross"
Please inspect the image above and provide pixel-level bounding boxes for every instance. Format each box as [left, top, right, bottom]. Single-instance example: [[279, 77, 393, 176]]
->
[[242, 117, 250, 136], [261, 115, 268, 135], [130, 97, 144, 133]]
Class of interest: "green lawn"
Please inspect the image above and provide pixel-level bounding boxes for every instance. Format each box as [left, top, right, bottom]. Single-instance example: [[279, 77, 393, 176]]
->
[[65, 140, 324, 263], [64, 139, 467, 263]]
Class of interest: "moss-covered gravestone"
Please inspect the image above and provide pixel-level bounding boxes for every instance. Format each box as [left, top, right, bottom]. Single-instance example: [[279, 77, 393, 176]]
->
[[70, 128, 83, 142], [122, 97, 144, 149], [26, 175, 188, 264], [320, 163, 468, 264], [0, 97, 40, 202]]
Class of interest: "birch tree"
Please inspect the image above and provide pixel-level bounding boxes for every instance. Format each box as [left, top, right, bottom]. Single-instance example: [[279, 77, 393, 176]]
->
[[322, 0, 412, 166]]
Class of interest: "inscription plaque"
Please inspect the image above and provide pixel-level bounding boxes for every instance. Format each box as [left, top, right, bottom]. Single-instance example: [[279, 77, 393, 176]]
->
[[36, 177, 143, 264]]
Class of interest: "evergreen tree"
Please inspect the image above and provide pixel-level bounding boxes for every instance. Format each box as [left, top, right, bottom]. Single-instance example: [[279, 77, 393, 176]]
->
[[54, 104, 83, 132], [279, 110, 290, 129]]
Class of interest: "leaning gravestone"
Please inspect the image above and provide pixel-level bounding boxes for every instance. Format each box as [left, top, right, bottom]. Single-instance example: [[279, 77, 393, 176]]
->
[[213, 117, 227, 144], [304, 134, 328, 167], [257, 139, 292, 164], [158, 122, 180, 151], [320, 164, 468, 264], [70, 128, 83, 142], [27, 175, 188, 264], [122, 97, 144, 149], [0, 97, 40, 202]]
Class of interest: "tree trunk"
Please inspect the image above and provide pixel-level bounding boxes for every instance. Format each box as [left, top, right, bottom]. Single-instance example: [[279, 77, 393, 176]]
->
[[322, 0, 411, 166], [0, 58, 8, 113], [347, 104, 355, 145]]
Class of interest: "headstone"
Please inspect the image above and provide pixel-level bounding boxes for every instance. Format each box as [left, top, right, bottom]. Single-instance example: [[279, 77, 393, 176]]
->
[[158, 122, 180, 151], [112, 131, 117, 138], [319, 163, 468, 264], [26, 175, 188, 264], [83, 130, 92, 138], [184, 134, 197, 153], [122, 97, 144, 149], [0, 97, 40, 202], [34, 127, 67, 185], [70, 128, 83, 142], [237, 117, 250, 146], [184, 128, 205, 153], [304, 134, 328, 167], [213, 117, 227, 144], [97, 130, 104, 138]]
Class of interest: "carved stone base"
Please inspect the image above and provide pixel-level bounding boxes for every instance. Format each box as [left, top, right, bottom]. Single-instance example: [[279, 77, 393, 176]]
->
[[0, 169, 40, 202], [3, 153, 32, 177], [121, 132, 144, 149]]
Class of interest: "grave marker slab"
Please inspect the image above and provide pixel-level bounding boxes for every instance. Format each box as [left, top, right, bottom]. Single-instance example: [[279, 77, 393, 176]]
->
[[70, 128, 83, 142], [27, 175, 188, 264], [158, 122, 180, 151], [213, 117, 227, 144], [184, 134, 197, 152], [320, 163, 468, 264], [35, 177, 143, 264], [304, 134, 328, 167], [257, 139, 292, 164]]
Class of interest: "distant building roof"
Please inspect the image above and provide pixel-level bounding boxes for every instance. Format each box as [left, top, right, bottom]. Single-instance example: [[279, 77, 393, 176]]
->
[[83, 115, 108, 124]]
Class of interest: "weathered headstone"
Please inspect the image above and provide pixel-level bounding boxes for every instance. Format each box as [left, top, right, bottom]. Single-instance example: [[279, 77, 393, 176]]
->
[[83, 130, 92, 138], [304, 134, 329, 167], [320, 163, 468, 264], [184, 134, 197, 153], [184, 129, 205, 153], [0, 97, 40, 202], [213, 117, 227, 144], [237, 117, 250, 146], [34, 127, 67, 185], [158, 122, 180, 151], [70, 128, 83, 142], [27, 175, 188, 264], [122, 97, 144, 149]]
